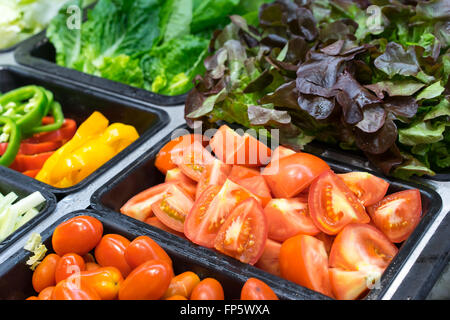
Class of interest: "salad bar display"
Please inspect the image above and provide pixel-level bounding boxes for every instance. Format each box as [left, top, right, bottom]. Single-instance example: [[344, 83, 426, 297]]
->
[[0, 0, 448, 302]]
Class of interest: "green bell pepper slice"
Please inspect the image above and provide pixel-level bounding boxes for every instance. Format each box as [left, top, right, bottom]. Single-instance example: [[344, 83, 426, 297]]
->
[[0, 116, 21, 167], [27, 101, 64, 134]]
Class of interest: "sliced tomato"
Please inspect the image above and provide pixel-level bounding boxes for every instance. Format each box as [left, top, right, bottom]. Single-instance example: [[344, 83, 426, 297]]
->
[[314, 233, 335, 255], [177, 141, 216, 182], [270, 146, 296, 163], [264, 198, 320, 242], [329, 268, 377, 300], [196, 158, 231, 200], [184, 179, 260, 248], [255, 239, 281, 277], [151, 184, 194, 233], [26, 118, 77, 144], [155, 134, 206, 174], [235, 133, 272, 167], [145, 216, 186, 239], [308, 170, 370, 235], [228, 165, 260, 181], [9, 151, 54, 172], [262, 153, 330, 198], [279, 234, 333, 297], [214, 198, 268, 265], [120, 182, 175, 221], [367, 189, 422, 243], [329, 223, 398, 272], [338, 172, 390, 207], [209, 125, 245, 165], [165, 168, 197, 199], [228, 166, 272, 207]]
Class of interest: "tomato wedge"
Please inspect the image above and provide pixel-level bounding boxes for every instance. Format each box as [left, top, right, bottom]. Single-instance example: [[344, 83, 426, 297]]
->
[[214, 198, 268, 265], [279, 234, 333, 297], [308, 170, 370, 235], [329, 268, 375, 300], [228, 165, 260, 181], [270, 146, 296, 163], [236, 133, 272, 167], [120, 182, 175, 221], [338, 172, 390, 207], [145, 216, 186, 239], [152, 184, 194, 233], [367, 189, 422, 243], [178, 141, 216, 182], [329, 223, 398, 272], [196, 159, 231, 200], [155, 134, 206, 174], [165, 168, 197, 199], [209, 125, 243, 165], [264, 198, 320, 242], [184, 179, 260, 248], [262, 153, 330, 198], [229, 166, 272, 207], [255, 239, 282, 277]]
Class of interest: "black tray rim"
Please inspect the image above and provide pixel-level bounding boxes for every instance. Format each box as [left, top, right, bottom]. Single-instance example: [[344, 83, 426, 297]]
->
[[90, 124, 444, 300], [0, 64, 170, 196]]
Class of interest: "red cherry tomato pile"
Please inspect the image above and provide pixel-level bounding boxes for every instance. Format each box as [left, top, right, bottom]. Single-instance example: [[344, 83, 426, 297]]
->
[[121, 125, 423, 300], [26, 215, 279, 301]]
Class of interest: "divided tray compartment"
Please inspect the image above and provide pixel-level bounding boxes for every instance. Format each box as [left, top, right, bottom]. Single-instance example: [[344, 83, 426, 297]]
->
[[91, 125, 443, 300], [0, 65, 169, 197], [0, 172, 56, 255], [14, 32, 188, 107], [0, 209, 323, 300]]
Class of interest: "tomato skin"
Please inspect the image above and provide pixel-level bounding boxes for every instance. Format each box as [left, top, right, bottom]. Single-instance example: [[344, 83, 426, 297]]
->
[[367, 189, 422, 243], [178, 141, 216, 182], [155, 134, 206, 174], [338, 172, 390, 207], [279, 234, 333, 298], [190, 278, 225, 300], [165, 168, 197, 199], [54, 253, 86, 283], [32, 253, 60, 293], [163, 271, 201, 299], [196, 159, 231, 200], [52, 215, 103, 257], [166, 295, 188, 300], [308, 170, 370, 235], [329, 223, 398, 272], [264, 198, 320, 242], [229, 166, 272, 207], [240, 278, 279, 300], [209, 125, 244, 165], [255, 239, 282, 277], [145, 216, 186, 238], [26, 296, 39, 300], [329, 268, 373, 300], [95, 234, 132, 278], [214, 198, 268, 265], [118, 260, 174, 300], [38, 286, 55, 300], [270, 146, 296, 163], [85, 262, 101, 271], [125, 235, 172, 270], [51, 278, 101, 300], [263, 153, 330, 198], [78, 266, 124, 300]]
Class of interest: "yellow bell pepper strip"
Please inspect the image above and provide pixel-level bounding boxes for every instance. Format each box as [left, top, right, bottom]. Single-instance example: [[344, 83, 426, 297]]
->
[[35, 111, 139, 188]]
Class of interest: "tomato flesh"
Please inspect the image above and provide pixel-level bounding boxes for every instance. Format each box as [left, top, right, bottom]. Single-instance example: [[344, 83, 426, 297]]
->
[[329, 268, 375, 300], [255, 239, 282, 277], [308, 170, 370, 235], [270, 146, 296, 163], [196, 158, 231, 200], [229, 166, 272, 207], [338, 172, 389, 207], [178, 141, 215, 182]]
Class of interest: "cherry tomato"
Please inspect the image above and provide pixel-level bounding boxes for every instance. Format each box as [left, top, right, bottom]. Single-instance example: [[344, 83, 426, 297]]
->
[[338, 172, 390, 207], [32, 253, 60, 293], [264, 198, 320, 242], [54, 253, 86, 283], [95, 234, 132, 278], [270, 146, 296, 163], [78, 266, 124, 300], [196, 158, 231, 200], [38, 286, 55, 300], [120, 182, 175, 222], [145, 216, 186, 238], [190, 278, 224, 300], [262, 153, 330, 198], [163, 271, 201, 299], [51, 277, 101, 300], [229, 166, 272, 207], [214, 198, 268, 265], [52, 215, 103, 256], [308, 170, 370, 235], [26, 296, 39, 300], [279, 234, 333, 297], [367, 189, 422, 243], [165, 168, 197, 199], [240, 278, 279, 300], [166, 295, 188, 300], [185, 179, 260, 248], [329, 223, 398, 272], [155, 134, 206, 174], [151, 184, 194, 233], [255, 239, 281, 277], [118, 260, 174, 300], [125, 235, 172, 269], [329, 268, 374, 300], [178, 141, 216, 182]]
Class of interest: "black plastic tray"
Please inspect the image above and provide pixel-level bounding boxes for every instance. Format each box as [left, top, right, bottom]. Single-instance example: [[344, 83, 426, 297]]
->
[[90, 125, 443, 300], [0, 171, 56, 255], [15, 32, 188, 107], [0, 209, 324, 300], [0, 65, 169, 197]]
